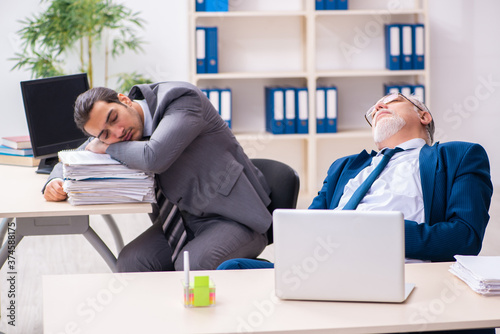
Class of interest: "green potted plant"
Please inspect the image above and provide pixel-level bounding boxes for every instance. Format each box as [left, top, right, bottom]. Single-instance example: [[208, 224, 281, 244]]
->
[[11, 0, 152, 90]]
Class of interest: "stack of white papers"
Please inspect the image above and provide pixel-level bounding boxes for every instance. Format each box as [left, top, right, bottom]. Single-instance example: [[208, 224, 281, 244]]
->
[[449, 255, 500, 296], [59, 150, 155, 205]]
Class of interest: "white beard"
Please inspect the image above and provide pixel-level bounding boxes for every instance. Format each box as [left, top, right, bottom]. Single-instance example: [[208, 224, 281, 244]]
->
[[373, 112, 406, 144]]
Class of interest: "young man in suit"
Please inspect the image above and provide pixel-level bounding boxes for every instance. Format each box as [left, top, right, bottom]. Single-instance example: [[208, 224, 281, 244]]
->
[[220, 92, 493, 264], [43, 81, 273, 272]]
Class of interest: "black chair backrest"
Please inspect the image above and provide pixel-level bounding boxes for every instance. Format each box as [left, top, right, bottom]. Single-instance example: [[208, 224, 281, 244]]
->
[[251, 158, 300, 244]]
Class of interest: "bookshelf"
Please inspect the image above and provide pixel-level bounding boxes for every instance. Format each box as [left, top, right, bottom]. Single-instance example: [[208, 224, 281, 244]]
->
[[188, 0, 430, 204]]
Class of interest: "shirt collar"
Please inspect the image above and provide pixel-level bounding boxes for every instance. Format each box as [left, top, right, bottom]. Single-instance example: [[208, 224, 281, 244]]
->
[[377, 138, 426, 156], [134, 99, 153, 137]]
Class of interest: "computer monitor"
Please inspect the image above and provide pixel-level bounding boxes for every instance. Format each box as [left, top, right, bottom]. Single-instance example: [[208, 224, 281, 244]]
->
[[21, 73, 89, 174]]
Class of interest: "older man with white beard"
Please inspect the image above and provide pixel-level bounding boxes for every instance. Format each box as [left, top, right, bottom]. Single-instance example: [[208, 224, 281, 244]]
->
[[219, 92, 493, 264], [308, 92, 492, 263]]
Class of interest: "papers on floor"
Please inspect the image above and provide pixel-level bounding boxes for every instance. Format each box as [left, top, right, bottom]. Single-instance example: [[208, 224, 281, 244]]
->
[[59, 150, 155, 205], [449, 255, 500, 296]]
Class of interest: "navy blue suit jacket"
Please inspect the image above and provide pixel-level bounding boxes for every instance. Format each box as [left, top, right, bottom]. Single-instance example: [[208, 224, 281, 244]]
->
[[309, 141, 493, 262]]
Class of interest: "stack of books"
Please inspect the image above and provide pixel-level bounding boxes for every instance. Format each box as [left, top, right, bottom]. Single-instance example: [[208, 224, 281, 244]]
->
[[449, 255, 500, 296], [59, 150, 156, 206], [0, 135, 39, 167]]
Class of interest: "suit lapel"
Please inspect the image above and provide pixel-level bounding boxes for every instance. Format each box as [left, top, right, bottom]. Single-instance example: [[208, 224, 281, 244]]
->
[[419, 143, 438, 224], [330, 150, 375, 209], [129, 84, 157, 118]]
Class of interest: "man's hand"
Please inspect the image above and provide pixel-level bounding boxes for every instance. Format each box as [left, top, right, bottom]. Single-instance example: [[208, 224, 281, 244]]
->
[[43, 179, 68, 202], [85, 138, 109, 154]]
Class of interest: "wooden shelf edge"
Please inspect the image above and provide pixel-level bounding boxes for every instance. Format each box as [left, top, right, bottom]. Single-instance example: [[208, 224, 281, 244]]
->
[[194, 70, 426, 80], [315, 130, 373, 139], [195, 72, 308, 80], [234, 130, 372, 141], [235, 133, 309, 141], [193, 9, 424, 19], [316, 69, 427, 78], [193, 11, 307, 18], [315, 9, 424, 16]]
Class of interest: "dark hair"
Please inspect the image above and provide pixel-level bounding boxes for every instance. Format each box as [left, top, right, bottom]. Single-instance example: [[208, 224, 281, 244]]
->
[[74, 87, 122, 135]]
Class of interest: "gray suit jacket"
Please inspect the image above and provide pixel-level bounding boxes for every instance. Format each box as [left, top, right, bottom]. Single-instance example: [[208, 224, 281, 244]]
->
[[49, 82, 272, 233]]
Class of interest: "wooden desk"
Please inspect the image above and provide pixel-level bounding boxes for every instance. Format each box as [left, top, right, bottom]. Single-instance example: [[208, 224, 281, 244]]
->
[[43, 263, 500, 334], [0, 164, 152, 272]]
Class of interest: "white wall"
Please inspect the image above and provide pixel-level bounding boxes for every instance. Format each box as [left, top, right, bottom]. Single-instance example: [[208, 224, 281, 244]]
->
[[428, 1, 500, 186], [1, 0, 500, 184], [0, 0, 189, 136]]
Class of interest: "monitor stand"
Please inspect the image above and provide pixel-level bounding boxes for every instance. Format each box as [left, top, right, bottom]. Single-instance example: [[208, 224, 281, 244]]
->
[[36, 156, 59, 175]]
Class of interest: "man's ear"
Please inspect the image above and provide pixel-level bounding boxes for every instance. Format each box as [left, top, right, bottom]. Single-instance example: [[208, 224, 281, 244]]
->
[[117, 93, 132, 106], [420, 111, 432, 126]]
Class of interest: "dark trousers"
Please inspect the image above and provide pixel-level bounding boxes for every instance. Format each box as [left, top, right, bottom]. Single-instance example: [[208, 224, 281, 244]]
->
[[116, 213, 268, 272]]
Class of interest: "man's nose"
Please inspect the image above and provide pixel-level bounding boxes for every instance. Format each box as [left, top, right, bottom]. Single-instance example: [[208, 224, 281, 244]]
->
[[111, 126, 125, 139], [369, 103, 382, 118], [375, 101, 388, 111]]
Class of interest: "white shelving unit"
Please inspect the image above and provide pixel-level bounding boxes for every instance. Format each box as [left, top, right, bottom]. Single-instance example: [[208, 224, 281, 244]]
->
[[188, 0, 430, 205]]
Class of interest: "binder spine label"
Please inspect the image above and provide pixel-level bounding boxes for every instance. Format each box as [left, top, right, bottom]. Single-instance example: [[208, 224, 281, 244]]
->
[[298, 90, 308, 120], [413, 24, 425, 70], [285, 89, 296, 134], [220, 89, 232, 128], [326, 89, 337, 119], [389, 27, 400, 57], [316, 89, 326, 119], [316, 88, 326, 133], [401, 25, 413, 69], [326, 87, 338, 133], [274, 91, 284, 121], [196, 28, 206, 73], [385, 24, 401, 70], [208, 90, 220, 113], [297, 89, 309, 134]]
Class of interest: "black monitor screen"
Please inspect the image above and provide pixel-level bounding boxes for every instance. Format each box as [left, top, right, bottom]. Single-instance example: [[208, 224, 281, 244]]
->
[[21, 73, 89, 173]]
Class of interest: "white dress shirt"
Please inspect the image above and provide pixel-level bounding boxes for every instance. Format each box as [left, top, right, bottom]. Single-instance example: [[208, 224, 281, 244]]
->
[[335, 138, 426, 225]]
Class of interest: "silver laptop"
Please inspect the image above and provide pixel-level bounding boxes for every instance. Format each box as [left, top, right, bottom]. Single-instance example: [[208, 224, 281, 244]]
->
[[273, 209, 415, 303]]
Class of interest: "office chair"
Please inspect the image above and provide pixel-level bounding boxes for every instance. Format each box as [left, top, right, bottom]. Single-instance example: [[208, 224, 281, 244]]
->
[[251, 158, 300, 244]]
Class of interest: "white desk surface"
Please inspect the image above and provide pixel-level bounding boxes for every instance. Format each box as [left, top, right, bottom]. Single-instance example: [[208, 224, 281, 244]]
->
[[43, 263, 500, 334], [0, 165, 151, 218]]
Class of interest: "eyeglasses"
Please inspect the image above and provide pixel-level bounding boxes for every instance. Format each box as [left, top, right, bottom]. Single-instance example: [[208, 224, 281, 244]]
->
[[364, 93, 424, 127]]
